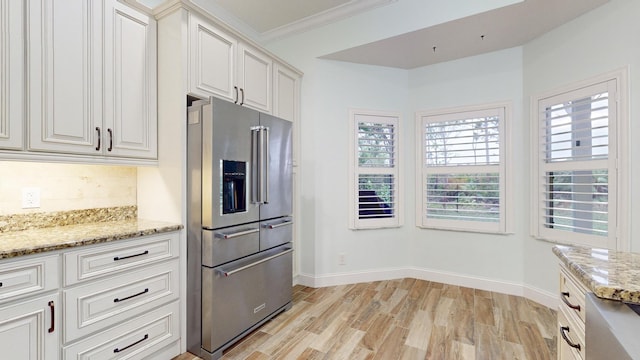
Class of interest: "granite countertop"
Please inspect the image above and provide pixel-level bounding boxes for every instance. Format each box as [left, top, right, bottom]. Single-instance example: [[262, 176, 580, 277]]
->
[[0, 206, 182, 259], [553, 245, 640, 304], [0, 219, 182, 259]]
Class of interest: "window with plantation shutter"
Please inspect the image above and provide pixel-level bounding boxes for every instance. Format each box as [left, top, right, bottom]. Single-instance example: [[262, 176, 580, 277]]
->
[[417, 104, 510, 233], [532, 71, 628, 250], [349, 110, 402, 229]]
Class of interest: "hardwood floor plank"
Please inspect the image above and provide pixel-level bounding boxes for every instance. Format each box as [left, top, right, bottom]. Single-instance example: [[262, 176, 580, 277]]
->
[[405, 310, 433, 350], [474, 296, 495, 326], [371, 326, 409, 360], [359, 313, 395, 352], [175, 280, 556, 360]]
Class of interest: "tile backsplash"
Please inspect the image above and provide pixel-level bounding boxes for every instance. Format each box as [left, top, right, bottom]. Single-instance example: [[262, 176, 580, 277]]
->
[[0, 161, 137, 215]]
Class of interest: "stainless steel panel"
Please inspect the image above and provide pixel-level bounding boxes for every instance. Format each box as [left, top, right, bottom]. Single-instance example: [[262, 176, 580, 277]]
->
[[586, 293, 640, 359], [201, 224, 260, 267], [260, 217, 293, 251], [259, 113, 292, 220], [201, 245, 293, 354], [202, 97, 260, 229]]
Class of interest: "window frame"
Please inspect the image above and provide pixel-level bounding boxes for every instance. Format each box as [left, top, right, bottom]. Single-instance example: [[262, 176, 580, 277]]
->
[[348, 109, 403, 230], [415, 102, 512, 234], [530, 68, 629, 250]]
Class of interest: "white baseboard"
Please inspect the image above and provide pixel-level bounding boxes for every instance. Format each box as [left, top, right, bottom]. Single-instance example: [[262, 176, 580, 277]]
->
[[294, 266, 558, 309]]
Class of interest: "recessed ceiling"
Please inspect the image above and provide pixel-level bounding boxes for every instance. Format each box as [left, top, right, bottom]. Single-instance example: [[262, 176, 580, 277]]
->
[[320, 0, 610, 68]]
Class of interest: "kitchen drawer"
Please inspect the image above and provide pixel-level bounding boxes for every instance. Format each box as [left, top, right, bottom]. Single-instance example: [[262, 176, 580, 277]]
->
[[64, 232, 178, 286], [63, 258, 179, 342], [0, 255, 59, 304], [558, 306, 585, 360], [63, 300, 180, 359], [560, 267, 587, 324]]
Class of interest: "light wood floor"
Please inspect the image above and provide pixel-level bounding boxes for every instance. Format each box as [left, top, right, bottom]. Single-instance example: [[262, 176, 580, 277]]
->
[[173, 279, 557, 360]]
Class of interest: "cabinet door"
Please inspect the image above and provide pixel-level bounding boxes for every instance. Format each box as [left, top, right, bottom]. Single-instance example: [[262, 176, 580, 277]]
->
[[28, 0, 102, 155], [189, 13, 236, 102], [0, 0, 24, 150], [273, 63, 300, 122], [103, 0, 157, 159], [238, 43, 272, 113], [0, 293, 59, 360]]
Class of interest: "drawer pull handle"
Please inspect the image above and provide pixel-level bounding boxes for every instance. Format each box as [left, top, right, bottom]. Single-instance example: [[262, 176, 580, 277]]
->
[[265, 220, 294, 229], [114, 288, 149, 303], [48, 301, 55, 333], [114, 250, 149, 261], [560, 326, 581, 350], [114, 334, 149, 353], [561, 291, 581, 311], [0, 282, 3, 287]]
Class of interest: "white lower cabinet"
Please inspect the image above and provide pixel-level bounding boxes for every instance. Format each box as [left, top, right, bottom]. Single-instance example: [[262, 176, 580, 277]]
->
[[0, 254, 60, 360], [0, 231, 181, 360], [61, 232, 181, 359], [0, 293, 60, 360], [63, 258, 179, 342], [557, 264, 587, 359], [63, 300, 180, 360]]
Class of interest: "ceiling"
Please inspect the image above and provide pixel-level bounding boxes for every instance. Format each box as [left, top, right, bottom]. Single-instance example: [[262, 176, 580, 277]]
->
[[139, 0, 610, 69]]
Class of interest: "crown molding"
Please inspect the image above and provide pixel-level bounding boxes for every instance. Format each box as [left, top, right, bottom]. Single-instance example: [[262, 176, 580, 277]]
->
[[261, 0, 397, 43]]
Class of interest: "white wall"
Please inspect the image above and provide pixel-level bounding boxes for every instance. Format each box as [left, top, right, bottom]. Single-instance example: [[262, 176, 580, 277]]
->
[[522, 0, 640, 292], [408, 47, 526, 289], [263, 0, 638, 304]]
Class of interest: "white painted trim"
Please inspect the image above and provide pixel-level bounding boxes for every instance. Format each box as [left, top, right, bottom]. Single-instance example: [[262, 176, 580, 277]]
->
[[294, 266, 558, 309], [261, 0, 398, 43]]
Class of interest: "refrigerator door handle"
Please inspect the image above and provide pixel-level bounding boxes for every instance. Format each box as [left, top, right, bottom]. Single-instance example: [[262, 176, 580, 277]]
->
[[263, 220, 293, 229], [216, 248, 293, 277], [214, 228, 260, 239], [263, 126, 270, 204], [251, 126, 260, 204]]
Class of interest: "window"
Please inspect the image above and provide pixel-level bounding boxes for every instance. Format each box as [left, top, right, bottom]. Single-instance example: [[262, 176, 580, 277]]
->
[[349, 110, 402, 229], [417, 104, 510, 233], [532, 70, 628, 249]]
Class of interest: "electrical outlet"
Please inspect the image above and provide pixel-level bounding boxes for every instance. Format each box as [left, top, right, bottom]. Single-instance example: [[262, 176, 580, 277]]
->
[[22, 187, 41, 209], [338, 253, 346, 265]]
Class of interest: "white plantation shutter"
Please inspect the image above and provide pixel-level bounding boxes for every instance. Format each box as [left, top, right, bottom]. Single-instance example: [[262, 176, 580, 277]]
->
[[535, 79, 617, 247], [417, 105, 508, 233], [349, 110, 401, 229]]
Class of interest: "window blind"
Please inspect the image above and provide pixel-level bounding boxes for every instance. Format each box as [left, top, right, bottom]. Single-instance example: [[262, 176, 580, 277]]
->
[[419, 106, 506, 232], [539, 87, 612, 238], [349, 112, 401, 229]]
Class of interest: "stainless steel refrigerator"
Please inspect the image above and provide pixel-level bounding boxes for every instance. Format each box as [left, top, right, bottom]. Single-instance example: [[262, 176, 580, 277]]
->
[[187, 97, 293, 360]]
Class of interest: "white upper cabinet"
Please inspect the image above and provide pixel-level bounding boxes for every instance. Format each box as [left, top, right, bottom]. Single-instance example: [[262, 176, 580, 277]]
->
[[273, 63, 300, 123], [28, 0, 102, 155], [238, 43, 272, 113], [189, 12, 237, 102], [103, 0, 157, 159], [189, 13, 272, 113], [0, 0, 24, 150], [27, 0, 157, 161]]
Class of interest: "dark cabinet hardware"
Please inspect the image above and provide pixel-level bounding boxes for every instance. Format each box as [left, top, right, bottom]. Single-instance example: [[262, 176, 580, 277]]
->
[[113, 334, 149, 353], [48, 301, 55, 333], [95, 127, 101, 151], [560, 326, 581, 350], [114, 250, 149, 261], [561, 291, 581, 311], [114, 288, 149, 303], [107, 128, 113, 151]]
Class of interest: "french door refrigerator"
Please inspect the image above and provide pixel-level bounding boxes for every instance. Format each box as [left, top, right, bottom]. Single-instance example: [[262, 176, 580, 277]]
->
[[187, 97, 293, 360]]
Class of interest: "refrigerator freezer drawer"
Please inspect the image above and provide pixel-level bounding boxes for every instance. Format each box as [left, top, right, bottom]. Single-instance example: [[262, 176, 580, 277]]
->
[[201, 245, 293, 354], [260, 217, 293, 251], [202, 224, 260, 267]]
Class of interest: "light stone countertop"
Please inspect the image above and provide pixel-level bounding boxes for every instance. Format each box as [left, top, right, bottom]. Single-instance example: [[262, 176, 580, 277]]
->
[[553, 245, 640, 304], [0, 219, 183, 259]]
